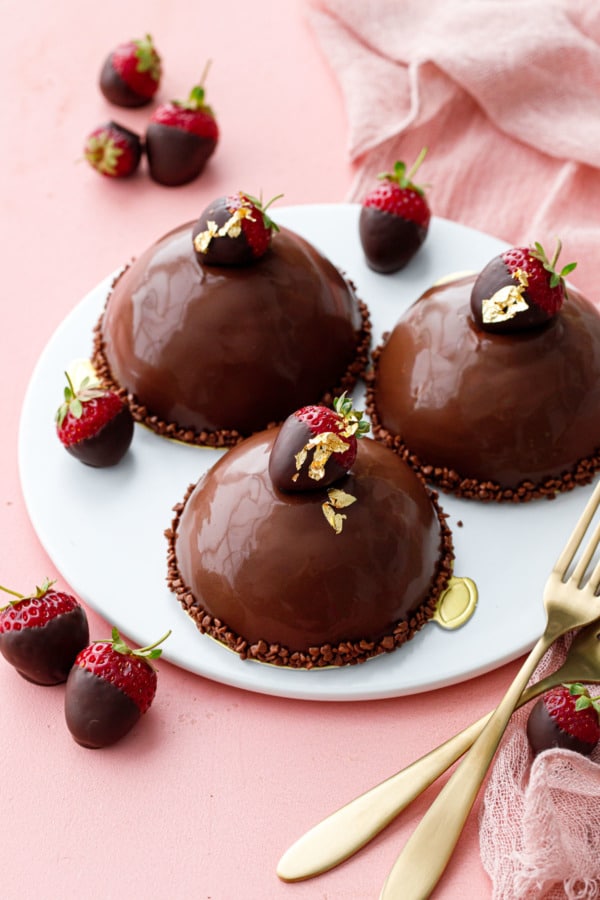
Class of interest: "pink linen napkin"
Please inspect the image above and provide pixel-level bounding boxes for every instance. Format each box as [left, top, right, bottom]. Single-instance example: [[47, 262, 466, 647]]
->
[[308, 2, 600, 894], [308, 0, 600, 299]]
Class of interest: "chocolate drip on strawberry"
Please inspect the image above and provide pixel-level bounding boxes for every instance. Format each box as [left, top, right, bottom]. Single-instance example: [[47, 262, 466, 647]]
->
[[359, 148, 431, 274], [470, 241, 577, 333], [0, 580, 89, 685], [99, 34, 162, 108], [269, 393, 370, 494], [527, 683, 600, 757], [192, 192, 282, 266], [56, 372, 134, 467], [65, 627, 170, 748], [146, 65, 218, 186]]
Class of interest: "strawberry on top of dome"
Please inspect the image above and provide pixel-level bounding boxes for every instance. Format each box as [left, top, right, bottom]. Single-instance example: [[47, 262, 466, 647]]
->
[[192, 192, 282, 266], [470, 239, 577, 333]]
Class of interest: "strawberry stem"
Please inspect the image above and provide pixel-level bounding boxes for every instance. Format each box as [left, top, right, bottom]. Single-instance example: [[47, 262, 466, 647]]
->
[[406, 146, 428, 182], [0, 584, 25, 600]]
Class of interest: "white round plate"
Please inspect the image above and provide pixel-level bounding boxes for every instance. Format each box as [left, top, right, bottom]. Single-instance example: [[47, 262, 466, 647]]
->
[[18, 203, 594, 701]]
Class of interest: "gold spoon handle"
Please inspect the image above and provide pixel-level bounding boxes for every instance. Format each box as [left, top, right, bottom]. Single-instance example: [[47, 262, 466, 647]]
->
[[379, 636, 549, 900]]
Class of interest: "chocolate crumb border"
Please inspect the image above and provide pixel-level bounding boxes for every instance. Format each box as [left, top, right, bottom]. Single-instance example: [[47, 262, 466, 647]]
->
[[366, 342, 600, 504], [165, 480, 454, 670], [91, 268, 372, 449]]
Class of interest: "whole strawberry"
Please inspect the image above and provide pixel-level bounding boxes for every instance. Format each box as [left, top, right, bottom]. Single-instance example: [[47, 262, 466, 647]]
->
[[0, 580, 89, 685], [145, 68, 218, 186], [470, 241, 577, 333], [56, 372, 134, 467], [192, 192, 282, 266], [99, 34, 162, 108], [527, 683, 600, 757], [359, 148, 431, 273], [269, 393, 370, 493], [65, 627, 170, 748], [84, 121, 143, 178]]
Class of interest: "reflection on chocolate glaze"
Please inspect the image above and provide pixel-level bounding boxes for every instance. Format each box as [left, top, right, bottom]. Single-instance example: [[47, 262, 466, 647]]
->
[[373, 275, 600, 489], [101, 224, 366, 436]]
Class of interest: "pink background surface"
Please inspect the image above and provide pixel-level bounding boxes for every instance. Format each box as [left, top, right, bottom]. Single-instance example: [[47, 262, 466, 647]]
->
[[1, 1, 526, 897]]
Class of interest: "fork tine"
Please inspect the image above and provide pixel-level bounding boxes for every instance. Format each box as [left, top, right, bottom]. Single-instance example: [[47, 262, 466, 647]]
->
[[554, 479, 600, 579], [571, 517, 600, 586]]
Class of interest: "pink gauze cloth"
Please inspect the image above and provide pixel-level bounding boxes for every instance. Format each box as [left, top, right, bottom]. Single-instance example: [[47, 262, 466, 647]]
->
[[478, 634, 600, 900], [307, 2, 600, 895], [307, 0, 600, 300]]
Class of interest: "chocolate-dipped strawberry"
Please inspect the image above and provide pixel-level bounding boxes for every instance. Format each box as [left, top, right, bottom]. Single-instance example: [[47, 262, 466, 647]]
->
[[269, 393, 370, 493], [56, 372, 134, 467], [527, 683, 600, 757], [470, 241, 577, 333], [65, 627, 170, 748], [359, 148, 431, 274], [145, 67, 218, 186], [84, 121, 143, 178], [0, 580, 89, 685], [192, 192, 282, 266], [99, 34, 162, 108]]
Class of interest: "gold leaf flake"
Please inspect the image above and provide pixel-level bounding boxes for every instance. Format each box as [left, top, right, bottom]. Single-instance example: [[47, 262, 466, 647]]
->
[[322, 502, 346, 534], [295, 431, 350, 482], [327, 488, 357, 509], [193, 220, 219, 254], [481, 283, 529, 324]]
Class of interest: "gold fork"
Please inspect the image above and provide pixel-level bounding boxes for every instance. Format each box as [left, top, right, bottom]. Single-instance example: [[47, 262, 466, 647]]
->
[[378, 477, 600, 899], [276, 619, 600, 883]]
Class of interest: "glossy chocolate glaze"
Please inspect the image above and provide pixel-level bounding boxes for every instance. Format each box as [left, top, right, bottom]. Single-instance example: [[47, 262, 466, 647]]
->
[[359, 206, 427, 273], [527, 698, 596, 756], [372, 275, 600, 489], [175, 431, 444, 652], [0, 605, 89, 685], [65, 666, 141, 748], [99, 58, 152, 108], [145, 123, 216, 186], [101, 224, 365, 436], [66, 404, 134, 467]]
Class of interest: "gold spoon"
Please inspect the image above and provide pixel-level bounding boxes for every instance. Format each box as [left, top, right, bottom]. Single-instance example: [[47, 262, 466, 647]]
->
[[277, 617, 600, 882]]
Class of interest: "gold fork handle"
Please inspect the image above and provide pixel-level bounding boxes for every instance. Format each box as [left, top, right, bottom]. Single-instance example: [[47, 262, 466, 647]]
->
[[379, 635, 549, 900]]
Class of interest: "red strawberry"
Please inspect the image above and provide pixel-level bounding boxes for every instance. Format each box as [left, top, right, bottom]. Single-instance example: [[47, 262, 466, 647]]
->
[[55, 372, 134, 467], [527, 683, 600, 757], [269, 393, 370, 493], [84, 121, 143, 178], [470, 241, 577, 332], [64, 627, 170, 748], [99, 34, 162, 108], [0, 580, 89, 685], [146, 67, 219, 187], [192, 192, 282, 266], [359, 148, 431, 273]]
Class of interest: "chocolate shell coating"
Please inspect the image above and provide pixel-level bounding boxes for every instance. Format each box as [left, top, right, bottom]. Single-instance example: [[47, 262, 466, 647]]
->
[[370, 274, 600, 492], [66, 404, 134, 468], [97, 223, 367, 438], [99, 58, 152, 108], [359, 206, 427, 273], [173, 431, 447, 655], [527, 698, 597, 756], [65, 666, 141, 748], [0, 605, 89, 685], [145, 123, 216, 186]]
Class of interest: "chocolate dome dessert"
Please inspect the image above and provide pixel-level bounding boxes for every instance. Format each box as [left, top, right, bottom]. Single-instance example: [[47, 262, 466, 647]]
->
[[166, 401, 453, 668], [92, 193, 371, 447], [367, 243, 600, 502]]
